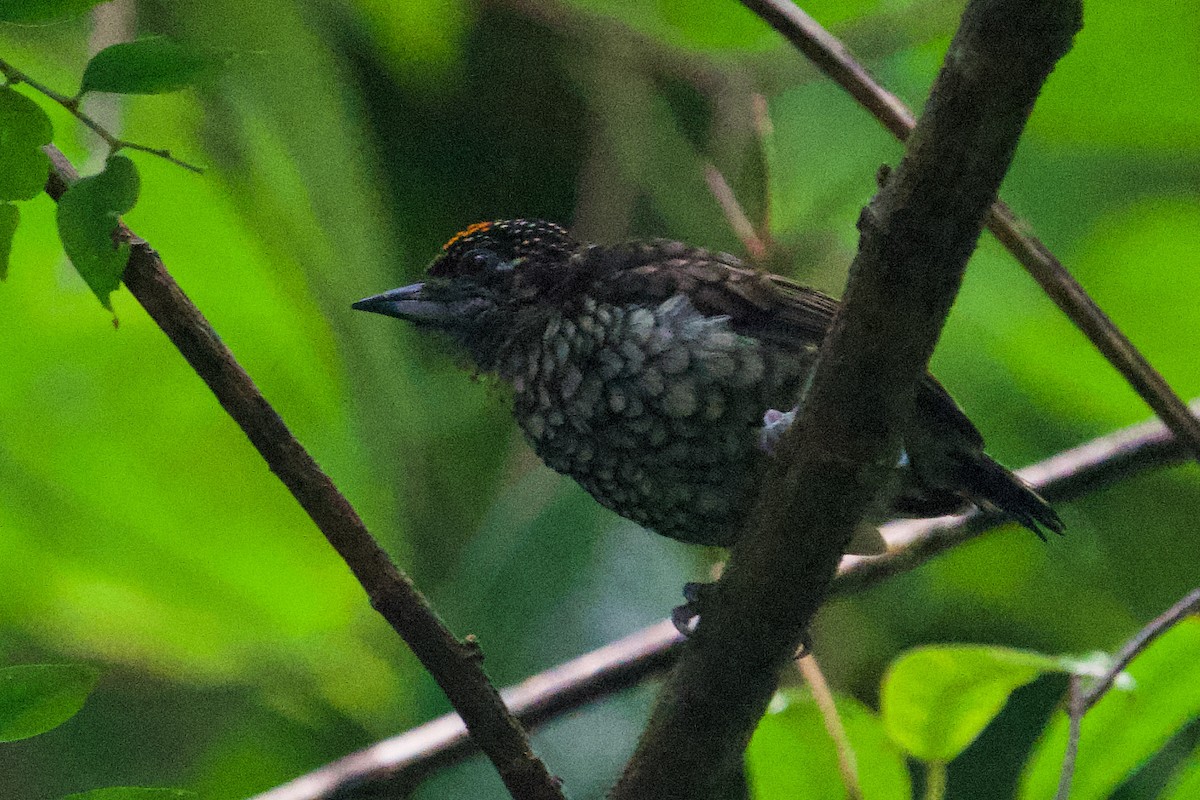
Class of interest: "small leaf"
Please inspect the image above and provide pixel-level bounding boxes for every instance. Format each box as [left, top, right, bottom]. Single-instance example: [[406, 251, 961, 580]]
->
[[0, 0, 108, 23], [61, 789, 194, 800], [0, 203, 17, 280], [881, 645, 1064, 762], [56, 155, 140, 309], [0, 663, 101, 741], [81, 37, 218, 96], [749, 689, 911, 799], [0, 86, 53, 202]]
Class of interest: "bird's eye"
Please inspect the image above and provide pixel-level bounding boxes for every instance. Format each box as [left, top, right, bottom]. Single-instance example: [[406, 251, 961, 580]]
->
[[462, 248, 513, 274]]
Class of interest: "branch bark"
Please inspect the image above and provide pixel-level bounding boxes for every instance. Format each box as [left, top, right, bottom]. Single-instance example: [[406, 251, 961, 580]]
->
[[738, 0, 1200, 465], [42, 148, 564, 800], [250, 398, 1195, 800], [611, 2, 1080, 797]]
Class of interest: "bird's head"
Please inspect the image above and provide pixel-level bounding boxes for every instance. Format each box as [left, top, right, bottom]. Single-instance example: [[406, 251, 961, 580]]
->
[[353, 219, 581, 371]]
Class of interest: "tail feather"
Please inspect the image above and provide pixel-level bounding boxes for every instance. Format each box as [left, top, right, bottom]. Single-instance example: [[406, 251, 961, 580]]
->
[[954, 452, 1064, 540]]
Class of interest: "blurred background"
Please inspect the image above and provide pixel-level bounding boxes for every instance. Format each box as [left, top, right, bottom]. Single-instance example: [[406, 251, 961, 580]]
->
[[1, 0, 1198, 797]]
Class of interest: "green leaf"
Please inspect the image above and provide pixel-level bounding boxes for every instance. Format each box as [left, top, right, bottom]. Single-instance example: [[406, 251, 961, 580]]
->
[[81, 37, 219, 96], [0, 663, 101, 741], [1030, 0, 1200, 149], [56, 154, 140, 309], [0, 202, 17, 280], [0, 86, 53, 202], [1019, 618, 1200, 800], [61, 789, 194, 800], [748, 689, 911, 799], [881, 645, 1064, 762], [0, 0, 108, 23]]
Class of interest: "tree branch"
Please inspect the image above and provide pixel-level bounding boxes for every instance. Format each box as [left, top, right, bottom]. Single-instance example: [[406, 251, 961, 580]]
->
[[610, 2, 1080, 797], [737, 0, 1200, 465], [41, 147, 564, 800], [250, 399, 1194, 800]]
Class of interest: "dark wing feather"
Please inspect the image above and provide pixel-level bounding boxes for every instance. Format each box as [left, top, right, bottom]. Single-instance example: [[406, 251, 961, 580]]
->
[[582, 241, 983, 447]]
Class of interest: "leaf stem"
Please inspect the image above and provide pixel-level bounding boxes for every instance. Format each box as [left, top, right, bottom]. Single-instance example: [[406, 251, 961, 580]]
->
[[0, 57, 204, 174], [924, 760, 947, 800]]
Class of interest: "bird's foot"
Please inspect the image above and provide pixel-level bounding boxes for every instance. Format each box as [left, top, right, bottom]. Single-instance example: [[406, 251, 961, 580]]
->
[[758, 406, 798, 456], [671, 581, 716, 636]]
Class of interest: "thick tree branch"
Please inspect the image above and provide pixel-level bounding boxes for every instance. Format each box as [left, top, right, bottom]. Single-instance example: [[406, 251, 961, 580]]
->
[[610, 2, 1080, 797], [255, 396, 1198, 800], [42, 147, 564, 800], [738, 0, 1200, 465]]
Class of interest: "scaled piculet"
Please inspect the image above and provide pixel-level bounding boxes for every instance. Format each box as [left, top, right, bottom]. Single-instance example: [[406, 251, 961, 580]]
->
[[354, 219, 1062, 549]]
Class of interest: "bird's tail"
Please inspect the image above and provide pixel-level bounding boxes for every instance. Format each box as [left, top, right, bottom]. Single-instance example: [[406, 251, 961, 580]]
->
[[954, 451, 1063, 540]]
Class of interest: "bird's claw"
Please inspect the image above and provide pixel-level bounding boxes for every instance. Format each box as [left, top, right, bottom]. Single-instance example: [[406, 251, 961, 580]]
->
[[672, 581, 714, 637]]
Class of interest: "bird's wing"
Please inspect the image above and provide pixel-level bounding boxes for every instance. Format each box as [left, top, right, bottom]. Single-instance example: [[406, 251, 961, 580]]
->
[[581, 241, 838, 341], [582, 242, 984, 448]]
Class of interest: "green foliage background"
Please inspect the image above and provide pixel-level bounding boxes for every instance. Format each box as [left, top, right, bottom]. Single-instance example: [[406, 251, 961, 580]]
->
[[1, 0, 1198, 797]]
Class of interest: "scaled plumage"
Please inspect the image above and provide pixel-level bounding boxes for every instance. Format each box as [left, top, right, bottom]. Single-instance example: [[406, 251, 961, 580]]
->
[[354, 219, 1062, 548]]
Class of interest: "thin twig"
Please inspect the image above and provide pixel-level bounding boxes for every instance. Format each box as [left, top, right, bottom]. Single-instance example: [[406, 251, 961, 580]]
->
[[797, 655, 863, 800], [1080, 585, 1200, 710], [249, 399, 1194, 800], [737, 0, 1200, 464], [1055, 676, 1084, 800], [41, 146, 563, 800], [1054, 585, 1200, 800], [751, 93, 775, 236], [0, 58, 204, 174], [704, 163, 768, 261]]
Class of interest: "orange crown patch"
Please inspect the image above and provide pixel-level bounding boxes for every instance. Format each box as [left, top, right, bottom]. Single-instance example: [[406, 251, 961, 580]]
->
[[442, 221, 494, 251]]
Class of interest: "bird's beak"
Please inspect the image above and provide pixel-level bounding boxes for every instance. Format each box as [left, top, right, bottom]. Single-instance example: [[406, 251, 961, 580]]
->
[[352, 283, 427, 318], [352, 283, 438, 321], [352, 281, 489, 326]]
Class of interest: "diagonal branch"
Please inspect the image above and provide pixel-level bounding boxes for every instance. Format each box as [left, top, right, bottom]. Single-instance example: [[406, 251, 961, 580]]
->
[[611, 2, 1081, 797], [254, 391, 1199, 800], [738, 0, 1200, 465], [41, 147, 564, 800]]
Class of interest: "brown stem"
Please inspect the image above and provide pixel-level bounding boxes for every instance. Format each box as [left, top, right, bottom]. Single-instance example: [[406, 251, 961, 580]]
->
[[737, 0, 1200, 465], [42, 146, 563, 800], [704, 163, 768, 262], [798, 655, 863, 800], [611, 2, 1081, 797]]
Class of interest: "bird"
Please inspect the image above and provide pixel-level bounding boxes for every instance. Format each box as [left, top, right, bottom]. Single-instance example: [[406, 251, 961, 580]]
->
[[353, 219, 1062, 554]]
